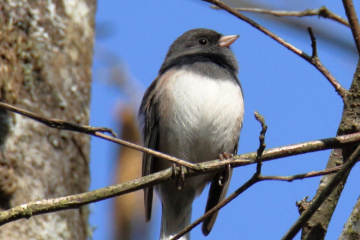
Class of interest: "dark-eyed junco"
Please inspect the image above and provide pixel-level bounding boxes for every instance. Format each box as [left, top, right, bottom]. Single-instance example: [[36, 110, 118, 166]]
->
[[139, 28, 244, 240]]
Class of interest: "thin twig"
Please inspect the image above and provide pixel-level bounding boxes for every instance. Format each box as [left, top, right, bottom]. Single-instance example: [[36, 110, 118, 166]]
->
[[0, 115, 356, 227], [99, 130, 360, 173], [2, 101, 360, 171], [0, 161, 343, 227], [94, 132, 197, 169], [342, 0, 360, 56], [204, 0, 348, 99], [281, 144, 360, 240], [306, 28, 346, 101], [95, 118, 360, 175], [171, 161, 263, 239], [175, 113, 268, 239], [210, 6, 349, 27], [254, 111, 267, 173], [0, 102, 117, 137], [171, 163, 343, 239], [260, 165, 342, 182], [0, 102, 198, 170], [308, 27, 318, 58]]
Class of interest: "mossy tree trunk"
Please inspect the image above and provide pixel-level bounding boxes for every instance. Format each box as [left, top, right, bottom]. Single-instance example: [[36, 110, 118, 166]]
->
[[0, 0, 96, 239]]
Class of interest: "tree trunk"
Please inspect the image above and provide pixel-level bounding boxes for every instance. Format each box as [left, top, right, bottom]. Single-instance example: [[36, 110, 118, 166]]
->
[[301, 61, 360, 240], [0, 0, 96, 239]]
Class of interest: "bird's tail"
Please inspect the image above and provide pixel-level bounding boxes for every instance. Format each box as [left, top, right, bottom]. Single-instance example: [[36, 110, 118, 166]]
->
[[160, 205, 192, 240]]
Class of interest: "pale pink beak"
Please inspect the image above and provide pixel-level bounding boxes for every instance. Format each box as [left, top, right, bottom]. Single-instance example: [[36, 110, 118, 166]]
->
[[219, 35, 240, 47]]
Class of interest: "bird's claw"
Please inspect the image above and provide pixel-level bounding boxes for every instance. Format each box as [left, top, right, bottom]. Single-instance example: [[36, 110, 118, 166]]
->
[[173, 164, 186, 190], [218, 152, 233, 186]]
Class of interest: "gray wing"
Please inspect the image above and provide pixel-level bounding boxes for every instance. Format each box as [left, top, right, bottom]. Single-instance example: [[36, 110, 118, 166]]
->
[[202, 142, 238, 236], [139, 77, 160, 222]]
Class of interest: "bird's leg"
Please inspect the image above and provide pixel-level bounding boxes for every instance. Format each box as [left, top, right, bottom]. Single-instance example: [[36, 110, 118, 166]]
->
[[218, 152, 233, 186], [178, 166, 185, 190], [172, 163, 177, 176], [172, 163, 186, 190]]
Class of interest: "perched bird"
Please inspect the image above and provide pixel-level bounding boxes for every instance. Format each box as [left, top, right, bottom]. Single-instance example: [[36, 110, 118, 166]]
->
[[139, 28, 244, 240]]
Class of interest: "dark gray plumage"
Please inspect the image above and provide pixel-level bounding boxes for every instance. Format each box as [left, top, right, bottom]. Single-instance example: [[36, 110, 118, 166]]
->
[[139, 28, 244, 240]]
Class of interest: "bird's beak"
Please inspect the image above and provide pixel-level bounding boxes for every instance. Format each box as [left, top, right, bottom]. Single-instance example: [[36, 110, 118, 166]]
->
[[219, 35, 240, 47]]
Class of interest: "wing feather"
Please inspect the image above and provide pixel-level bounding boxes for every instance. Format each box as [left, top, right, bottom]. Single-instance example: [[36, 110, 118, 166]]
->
[[139, 76, 161, 222], [202, 141, 239, 235]]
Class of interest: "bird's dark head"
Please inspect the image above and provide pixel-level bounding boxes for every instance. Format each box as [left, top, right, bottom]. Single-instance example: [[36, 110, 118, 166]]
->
[[160, 28, 239, 74]]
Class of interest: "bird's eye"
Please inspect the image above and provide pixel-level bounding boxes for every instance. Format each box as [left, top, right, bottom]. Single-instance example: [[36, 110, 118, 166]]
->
[[199, 39, 208, 45]]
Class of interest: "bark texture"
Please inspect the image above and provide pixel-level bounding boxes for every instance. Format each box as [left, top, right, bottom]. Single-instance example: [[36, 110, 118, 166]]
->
[[301, 61, 360, 240], [338, 195, 360, 240], [0, 0, 96, 239]]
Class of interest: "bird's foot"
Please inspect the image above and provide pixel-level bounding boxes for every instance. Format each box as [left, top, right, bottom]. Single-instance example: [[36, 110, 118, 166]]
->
[[172, 164, 186, 190], [218, 152, 233, 186]]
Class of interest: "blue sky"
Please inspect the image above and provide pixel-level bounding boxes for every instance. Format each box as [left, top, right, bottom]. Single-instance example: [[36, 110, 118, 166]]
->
[[89, 1, 360, 239]]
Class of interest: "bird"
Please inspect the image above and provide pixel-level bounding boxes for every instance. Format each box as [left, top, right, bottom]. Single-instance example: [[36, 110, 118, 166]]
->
[[138, 28, 244, 240]]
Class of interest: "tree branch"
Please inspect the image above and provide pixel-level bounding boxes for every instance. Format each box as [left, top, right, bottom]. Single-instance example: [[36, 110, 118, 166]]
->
[[3, 100, 360, 170], [308, 27, 318, 59], [0, 157, 344, 228], [210, 6, 349, 27], [2, 100, 360, 171], [0, 102, 117, 137], [94, 132, 197, 169], [338, 194, 360, 239], [0, 102, 198, 170], [0, 102, 359, 227], [0, 167, 174, 226], [172, 112, 338, 239], [0, 163, 336, 226], [260, 165, 342, 182], [171, 165, 343, 239], [301, 55, 360, 240], [281, 144, 360, 240], [306, 27, 346, 98], [171, 164, 263, 239], [254, 111, 267, 161], [342, 0, 360, 55], [203, 0, 348, 99]]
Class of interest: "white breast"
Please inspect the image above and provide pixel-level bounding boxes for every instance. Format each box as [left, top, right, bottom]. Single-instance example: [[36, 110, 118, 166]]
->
[[156, 69, 244, 165]]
